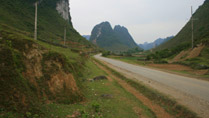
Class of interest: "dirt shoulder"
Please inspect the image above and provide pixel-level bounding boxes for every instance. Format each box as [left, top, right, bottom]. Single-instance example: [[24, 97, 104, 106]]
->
[[147, 64, 209, 80]]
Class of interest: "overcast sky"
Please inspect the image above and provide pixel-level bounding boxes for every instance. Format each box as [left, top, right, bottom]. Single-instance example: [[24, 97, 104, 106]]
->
[[70, 0, 205, 44]]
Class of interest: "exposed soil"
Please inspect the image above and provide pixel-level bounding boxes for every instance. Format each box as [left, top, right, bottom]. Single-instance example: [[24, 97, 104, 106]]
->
[[148, 64, 192, 71], [22, 43, 81, 102], [190, 69, 209, 75], [171, 50, 190, 62], [133, 107, 145, 118], [94, 61, 172, 118], [171, 44, 205, 62], [148, 63, 209, 76], [186, 45, 205, 59]]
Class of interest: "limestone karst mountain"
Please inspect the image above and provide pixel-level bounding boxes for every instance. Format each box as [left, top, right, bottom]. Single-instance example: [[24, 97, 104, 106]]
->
[[90, 22, 139, 51]]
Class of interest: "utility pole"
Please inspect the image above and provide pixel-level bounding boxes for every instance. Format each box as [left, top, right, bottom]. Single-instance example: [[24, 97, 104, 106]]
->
[[34, 2, 38, 40], [64, 26, 66, 46], [191, 6, 194, 49]]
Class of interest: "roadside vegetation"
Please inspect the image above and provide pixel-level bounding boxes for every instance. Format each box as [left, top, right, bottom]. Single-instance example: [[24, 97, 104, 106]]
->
[[39, 59, 157, 118], [0, 27, 155, 118]]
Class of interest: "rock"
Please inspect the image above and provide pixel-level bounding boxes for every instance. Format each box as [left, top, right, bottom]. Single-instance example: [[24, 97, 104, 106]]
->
[[101, 94, 113, 99], [93, 76, 107, 81]]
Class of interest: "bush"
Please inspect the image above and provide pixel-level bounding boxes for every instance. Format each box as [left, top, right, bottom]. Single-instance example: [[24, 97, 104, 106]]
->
[[102, 51, 111, 57], [146, 43, 190, 60], [92, 103, 100, 113], [154, 59, 168, 64]]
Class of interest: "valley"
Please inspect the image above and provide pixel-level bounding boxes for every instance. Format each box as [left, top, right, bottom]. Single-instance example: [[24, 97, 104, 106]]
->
[[0, 0, 209, 118]]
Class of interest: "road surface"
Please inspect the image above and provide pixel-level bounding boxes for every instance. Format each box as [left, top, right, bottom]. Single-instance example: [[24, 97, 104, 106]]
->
[[94, 54, 209, 118]]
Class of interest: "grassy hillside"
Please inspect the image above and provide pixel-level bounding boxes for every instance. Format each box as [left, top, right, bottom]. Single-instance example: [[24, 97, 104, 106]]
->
[[147, 0, 209, 72], [0, 27, 155, 118], [0, 26, 87, 117], [0, 0, 93, 48], [156, 0, 209, 50]]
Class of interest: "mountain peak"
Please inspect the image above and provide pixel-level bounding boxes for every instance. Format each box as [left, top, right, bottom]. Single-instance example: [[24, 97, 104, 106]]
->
[[114, 25, 128, 32], [56, 0, 70, 21]]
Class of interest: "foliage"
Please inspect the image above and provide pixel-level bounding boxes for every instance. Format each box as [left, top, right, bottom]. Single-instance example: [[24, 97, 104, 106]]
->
[[147, 43, 190, 61], [121, 47, 143, 56], [102, 51, 111, 57], [92, 102, 101, 113]]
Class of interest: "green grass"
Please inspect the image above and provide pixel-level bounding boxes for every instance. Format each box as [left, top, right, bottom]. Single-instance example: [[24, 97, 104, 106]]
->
[[37, 40, 80, 63], [94, 59, 198, 118], [38, 59, 156, 118]]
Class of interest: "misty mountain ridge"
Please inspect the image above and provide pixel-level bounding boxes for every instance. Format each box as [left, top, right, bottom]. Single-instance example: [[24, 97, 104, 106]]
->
[[82, 35, 91, 40], [139, 36, 174, 50]]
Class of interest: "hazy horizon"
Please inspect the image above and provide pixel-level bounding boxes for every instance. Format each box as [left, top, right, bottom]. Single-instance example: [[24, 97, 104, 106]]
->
[[70, 0, 205, 44]]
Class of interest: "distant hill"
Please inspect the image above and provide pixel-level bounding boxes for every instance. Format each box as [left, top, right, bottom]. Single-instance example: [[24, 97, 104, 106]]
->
[[139, 36, 174, 50], [82, 35, 91, 40], [156, 0, 209, 50], [89, 21, 139, 51]]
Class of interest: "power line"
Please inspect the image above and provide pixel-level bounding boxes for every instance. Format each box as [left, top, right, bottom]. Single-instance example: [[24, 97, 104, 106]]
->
[[190, 6, 198, 49], [191, 6, 194, 49], [64, 26, 66, 46], [34, 2, 38, 40]]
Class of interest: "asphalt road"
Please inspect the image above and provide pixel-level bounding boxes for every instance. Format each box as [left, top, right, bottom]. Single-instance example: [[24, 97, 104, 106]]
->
[[94, 54, 209, 117]]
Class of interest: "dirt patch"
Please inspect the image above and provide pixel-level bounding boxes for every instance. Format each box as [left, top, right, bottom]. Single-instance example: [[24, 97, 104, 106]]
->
[[186, 45, 205, 59], [133, 107, 145, 118], [49, 72, 78, 94], [148, 63, 209, 76], [22, 42, 81, 102], [189, 69, 208, 75], [94, 61, 172, 118], [171, 50, 190, 62], [148, 64, 192, 71], [171, 44, 205, 62]]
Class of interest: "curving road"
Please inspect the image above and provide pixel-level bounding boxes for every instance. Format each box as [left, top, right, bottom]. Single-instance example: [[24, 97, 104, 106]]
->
[[94, 54, 209, 118]]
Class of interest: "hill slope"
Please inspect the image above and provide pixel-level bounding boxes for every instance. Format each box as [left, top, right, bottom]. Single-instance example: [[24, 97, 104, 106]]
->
[[156, 0, 209, 50], [0, 0, 91, 48], [89, 22, 138, 51], [0, 0, 92, 117], [0, 28, 85, 117]]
